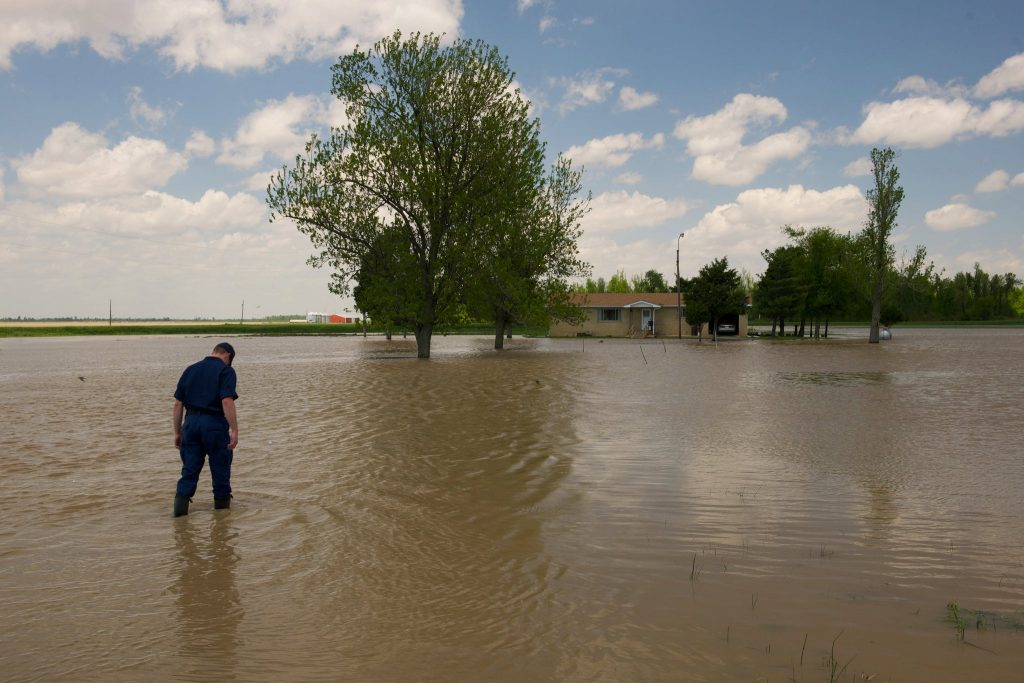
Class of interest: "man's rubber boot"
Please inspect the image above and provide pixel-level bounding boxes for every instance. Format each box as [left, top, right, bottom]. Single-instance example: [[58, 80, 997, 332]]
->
[[214, 495, 232, 510], [173, 495, 191, 517]]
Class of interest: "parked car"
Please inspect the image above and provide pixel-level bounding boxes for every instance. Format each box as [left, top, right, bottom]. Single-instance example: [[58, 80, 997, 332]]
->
[[717, 323, 737, 335]]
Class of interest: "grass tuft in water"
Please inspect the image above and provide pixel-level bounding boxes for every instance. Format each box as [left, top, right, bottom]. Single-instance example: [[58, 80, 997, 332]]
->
[[945, 602, 1024, 634], [947, 601, 967, 641], [826, 631, 854, 683]]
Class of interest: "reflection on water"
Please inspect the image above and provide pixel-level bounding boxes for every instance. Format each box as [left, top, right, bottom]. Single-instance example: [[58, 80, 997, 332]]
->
[[1, 329, 1023, 681], [173, 518, 242, 681], [778, 369, 896, 385]]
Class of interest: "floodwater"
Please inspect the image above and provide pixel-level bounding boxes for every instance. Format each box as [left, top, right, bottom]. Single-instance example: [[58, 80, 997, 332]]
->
[[1, 329, 1022, 682]]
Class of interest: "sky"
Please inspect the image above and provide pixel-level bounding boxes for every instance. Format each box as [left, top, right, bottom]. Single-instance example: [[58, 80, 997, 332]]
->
[[2, 0, 1023, 319]]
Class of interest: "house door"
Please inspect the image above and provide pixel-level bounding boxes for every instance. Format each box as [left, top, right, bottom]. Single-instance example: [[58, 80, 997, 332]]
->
[[641, 309, 654, 334]]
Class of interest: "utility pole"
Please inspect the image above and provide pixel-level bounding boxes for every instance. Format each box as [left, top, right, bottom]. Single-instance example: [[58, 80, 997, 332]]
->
[[676, 232, 685, 338], [240, 299, 244, 326], [109, 299, 112, 327]]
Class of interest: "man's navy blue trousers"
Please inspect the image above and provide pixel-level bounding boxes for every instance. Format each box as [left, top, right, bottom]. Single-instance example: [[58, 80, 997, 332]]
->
[[176, 413, 233, 499]]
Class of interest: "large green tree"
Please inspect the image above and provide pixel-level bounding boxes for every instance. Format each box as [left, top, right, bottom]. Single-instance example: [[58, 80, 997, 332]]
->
[[755, 244, 808, 336], [862, 147, 904, 343], [685, 257, 747, 340], [466, 155, 590, 349], [348, 226, 420, 337], [781, 226, 859, 337], [268, 31, 553, 358]]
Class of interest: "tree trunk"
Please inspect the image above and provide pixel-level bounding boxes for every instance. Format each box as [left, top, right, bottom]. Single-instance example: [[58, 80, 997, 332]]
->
[[415, 323, 433, 358], [771, 319, 777, 336], [824, 320, 829, 338], [385, 326, 392, 341], [494, 309, 506, 350], [869, 274, 883, 343], [779, 318, 785, 336], [798, 319, 805, 338]]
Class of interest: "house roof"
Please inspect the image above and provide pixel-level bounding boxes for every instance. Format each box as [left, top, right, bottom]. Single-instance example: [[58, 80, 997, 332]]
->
[[571, 292, 682, 308]]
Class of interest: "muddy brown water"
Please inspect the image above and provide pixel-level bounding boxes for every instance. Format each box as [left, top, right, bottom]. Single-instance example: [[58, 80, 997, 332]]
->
[[1, 329, 1022, 682]]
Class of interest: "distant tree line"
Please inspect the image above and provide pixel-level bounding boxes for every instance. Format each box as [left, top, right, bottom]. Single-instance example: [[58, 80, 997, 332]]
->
[[577, 269, 671, 294], [579, 238, 1021, 339], [756, 228, 1021, 336], [577, 148, 1020, 339]]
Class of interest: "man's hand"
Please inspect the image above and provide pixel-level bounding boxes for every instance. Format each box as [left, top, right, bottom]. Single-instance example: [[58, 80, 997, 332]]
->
[[222, 397, 239, 451], [173, 400, 184, 449]]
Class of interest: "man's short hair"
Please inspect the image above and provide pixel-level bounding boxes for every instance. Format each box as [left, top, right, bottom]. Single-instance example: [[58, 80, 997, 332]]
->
[[214, 342, 236, 365]]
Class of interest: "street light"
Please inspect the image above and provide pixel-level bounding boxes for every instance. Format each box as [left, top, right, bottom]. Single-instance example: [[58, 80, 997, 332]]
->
[[676, 231, 685, 338]]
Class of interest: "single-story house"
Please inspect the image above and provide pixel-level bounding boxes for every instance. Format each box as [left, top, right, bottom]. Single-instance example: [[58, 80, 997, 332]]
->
[[549, 292, 747, 338]]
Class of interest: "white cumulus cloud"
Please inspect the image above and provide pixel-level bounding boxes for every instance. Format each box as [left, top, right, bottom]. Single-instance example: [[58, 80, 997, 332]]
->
[[972, 98, 1024, 136], [218, 94, 338, 169], [954, 248, 1023, 273], [845, 96, 1024, 148], [128, 86, 169, 128], [579, 184, 866, 282], [686, 184, 867, 272], [185, 130, 215, 157], [0, 1, 463, 72], [893, 75, 969, 98], [924, 203, 995, 231], [582, 190, 691, 235], [846, 97, 975, 148], [50, 189, 267, 238], [565, 132, 664, 169], [974, 53, 1024, 99], [843, 157, 873, 177], [618, 86, 658, 111], [13, 123, 188, 198], [577, 232, 666, 285], [975, 170, 1009, 193], [0, 187, 332, 318], [673, 94, 811, 186], [245, 170, 275, 193], [553, 68, 627, 114]]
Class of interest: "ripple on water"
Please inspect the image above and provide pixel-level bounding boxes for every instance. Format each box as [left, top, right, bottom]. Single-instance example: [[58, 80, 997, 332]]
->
[[2, 332, 1023, 681]]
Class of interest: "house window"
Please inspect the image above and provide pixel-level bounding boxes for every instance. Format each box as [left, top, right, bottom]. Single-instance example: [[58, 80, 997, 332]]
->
[[599, 309, 620, 321]]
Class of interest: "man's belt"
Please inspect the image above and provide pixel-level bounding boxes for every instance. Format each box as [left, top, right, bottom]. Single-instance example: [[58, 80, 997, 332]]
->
[[185, 405, 223, 417]]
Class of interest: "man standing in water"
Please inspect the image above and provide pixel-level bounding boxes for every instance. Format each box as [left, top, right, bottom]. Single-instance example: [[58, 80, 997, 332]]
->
[[172, 342, 239, 517]]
